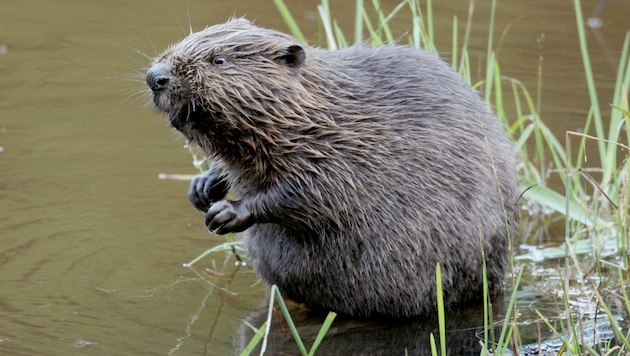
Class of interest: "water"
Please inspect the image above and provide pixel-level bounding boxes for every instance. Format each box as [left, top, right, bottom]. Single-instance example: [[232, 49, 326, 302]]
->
[[1, 0, 629, 355]]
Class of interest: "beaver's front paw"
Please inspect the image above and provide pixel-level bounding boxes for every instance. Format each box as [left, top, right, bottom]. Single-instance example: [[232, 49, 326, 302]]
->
[[188, 170, 229, 213], [205, 200, 254, 234]]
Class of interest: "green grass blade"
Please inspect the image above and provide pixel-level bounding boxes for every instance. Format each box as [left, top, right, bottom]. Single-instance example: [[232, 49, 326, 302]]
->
[[259, 288, 277, 355], [493, 267, 522, 354], [406, 0, 423, 50], [511, 118, 535, 152], [361, 7, 382, 45], [482, 246, 493, 349], [371, 0, 388, 43], [426, 0, 433, 47], [318, 0, 338, 50], [239, 321, 267, 356], [483, 51, 496, 104], [613, 33, 630, 163], [430, 333, 438, 356], [459, 0, 474, 70], [272, 286, 309, 355], [354, 0, 364, 44], [307, 312, 337, 356], [493, 60, 505, 121], [486, 0, 497, 70], [451, 15, 458, 70], [183, 241, 242, 267], [592, 287, 630, 350], [573, 0, 606, 169], [273, 0, 306, 42], [435, 263, 446, 355], [333, 20, 349, 47], [619, 268, 630, 317], [520, 181, 608, 230]]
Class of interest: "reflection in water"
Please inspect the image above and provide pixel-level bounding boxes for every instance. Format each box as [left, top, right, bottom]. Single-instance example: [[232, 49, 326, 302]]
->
[[237, 296, 623, 355], [239, 299, 504, 355]]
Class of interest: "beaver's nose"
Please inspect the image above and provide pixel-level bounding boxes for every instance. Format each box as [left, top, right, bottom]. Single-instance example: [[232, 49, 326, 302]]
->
[[146, 63, 170, 91]]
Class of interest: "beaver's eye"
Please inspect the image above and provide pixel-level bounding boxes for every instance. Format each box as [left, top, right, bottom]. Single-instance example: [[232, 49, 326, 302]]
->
[[212, 56, 227, 66]]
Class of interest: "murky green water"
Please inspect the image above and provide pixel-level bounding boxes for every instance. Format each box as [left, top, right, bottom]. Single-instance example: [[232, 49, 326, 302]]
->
[[1, 0, 629, 355]]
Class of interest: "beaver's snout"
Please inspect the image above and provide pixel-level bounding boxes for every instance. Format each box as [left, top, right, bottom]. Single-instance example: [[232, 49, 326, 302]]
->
[[146, 63, 170, 92]]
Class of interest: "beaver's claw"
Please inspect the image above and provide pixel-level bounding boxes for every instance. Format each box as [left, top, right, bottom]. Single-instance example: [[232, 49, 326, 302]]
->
[[188, 170, 229, 213], [205, 200, 254, 234]]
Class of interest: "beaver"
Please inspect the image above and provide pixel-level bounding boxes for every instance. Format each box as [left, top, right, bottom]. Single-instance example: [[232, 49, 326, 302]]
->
[[146, 18, 519, 319]]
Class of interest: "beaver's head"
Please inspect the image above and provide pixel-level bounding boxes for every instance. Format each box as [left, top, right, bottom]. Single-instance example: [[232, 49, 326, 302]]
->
[[145, 19, 316, 158]]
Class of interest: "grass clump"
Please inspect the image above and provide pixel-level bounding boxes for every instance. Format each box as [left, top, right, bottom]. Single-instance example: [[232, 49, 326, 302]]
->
[[240, 285, 337, 356]]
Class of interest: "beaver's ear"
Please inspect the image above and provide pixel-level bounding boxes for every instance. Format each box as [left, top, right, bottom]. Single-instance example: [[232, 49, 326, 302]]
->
[[275, 44, 305, 69]]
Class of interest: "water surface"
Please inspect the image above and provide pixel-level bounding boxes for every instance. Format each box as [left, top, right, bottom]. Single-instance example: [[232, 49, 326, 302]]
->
[[1, 0, 629, 354]]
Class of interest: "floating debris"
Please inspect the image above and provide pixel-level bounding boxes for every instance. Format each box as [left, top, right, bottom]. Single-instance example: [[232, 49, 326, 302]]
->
[[73, 339, 99, 349]]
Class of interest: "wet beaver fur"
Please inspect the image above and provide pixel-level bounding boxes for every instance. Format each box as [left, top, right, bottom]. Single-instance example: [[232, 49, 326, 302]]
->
[[146, 19, 519, 318]]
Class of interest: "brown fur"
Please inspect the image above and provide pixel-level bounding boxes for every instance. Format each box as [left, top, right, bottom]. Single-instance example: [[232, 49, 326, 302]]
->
[[146, 19, 519, 318]]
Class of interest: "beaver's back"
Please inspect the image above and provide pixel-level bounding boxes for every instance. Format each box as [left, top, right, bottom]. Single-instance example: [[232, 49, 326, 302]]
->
[[242, 45, 518, 318]]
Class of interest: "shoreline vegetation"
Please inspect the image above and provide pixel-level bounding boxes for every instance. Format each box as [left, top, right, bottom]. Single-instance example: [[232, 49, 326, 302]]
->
[[182, 0, 630, 354]]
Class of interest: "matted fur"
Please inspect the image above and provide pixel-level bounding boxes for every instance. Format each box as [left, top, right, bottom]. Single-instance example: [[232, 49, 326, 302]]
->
[[146, 18, 519, 318]]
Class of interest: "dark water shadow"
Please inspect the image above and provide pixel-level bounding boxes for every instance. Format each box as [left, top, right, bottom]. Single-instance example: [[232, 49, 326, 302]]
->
[[238, 299, 506, 355]]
